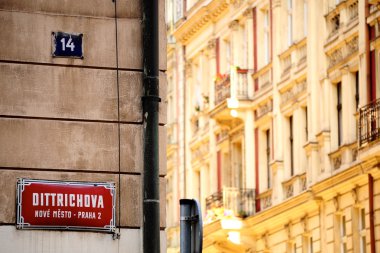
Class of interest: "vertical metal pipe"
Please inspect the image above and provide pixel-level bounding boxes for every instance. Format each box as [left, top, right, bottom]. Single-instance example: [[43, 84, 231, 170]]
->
[[180, 199, 203, 253], [142, 0, 160, 252], [183, 45, 187, 198], [180, 200, 192, 253]]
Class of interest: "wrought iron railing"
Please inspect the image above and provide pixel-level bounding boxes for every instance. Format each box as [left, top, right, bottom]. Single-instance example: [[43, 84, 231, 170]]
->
[[214, 74, 230, 105], [359, 98, 380, 146], [214, 67, 249, 106], [205, 188, 255, 218]]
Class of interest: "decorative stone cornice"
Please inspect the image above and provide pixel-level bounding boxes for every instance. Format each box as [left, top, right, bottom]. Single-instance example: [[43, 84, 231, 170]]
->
[[328, 36, 358, 70], [301, 215, 309, 233], [229, 20, 240, 30], [207, 39, 217, 58], [332, 194, 341, 212], [173, 0, 229, 45], [280, 80, 307, 106], [230, 0, 244, 9], [255, 100, 273, 120], [351, 186, 359, 205], [243, 8, 253, 18], [207, 39, 217, 50], [245, 191, 317, 235]]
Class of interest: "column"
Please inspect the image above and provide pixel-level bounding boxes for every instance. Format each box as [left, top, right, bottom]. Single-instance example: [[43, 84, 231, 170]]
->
[[341, 70, 357, 144], [244, 110, 255, 189], [184, 59, 193, 198], [229, 19, 240, 66], [243, 8, 254, 98], [207, 39, 217, 107], [358, 0, 369, 107]]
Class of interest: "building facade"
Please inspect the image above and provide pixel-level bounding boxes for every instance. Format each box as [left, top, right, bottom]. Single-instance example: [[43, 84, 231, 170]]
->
[[166, 0, 380, 252], [0, 1, 166, 252]]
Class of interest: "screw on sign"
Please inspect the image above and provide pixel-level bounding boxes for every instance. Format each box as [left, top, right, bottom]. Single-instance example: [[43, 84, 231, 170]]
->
[[52, 32, 83, 58], [16, 179, 116, 232]]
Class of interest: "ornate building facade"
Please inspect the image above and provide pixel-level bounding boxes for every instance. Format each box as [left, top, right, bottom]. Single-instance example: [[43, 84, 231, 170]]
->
[[166, 0, 380, 252]]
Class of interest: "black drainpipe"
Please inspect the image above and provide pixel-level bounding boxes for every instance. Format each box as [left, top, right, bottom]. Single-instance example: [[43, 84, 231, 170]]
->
[[142, 0, 160, 252]]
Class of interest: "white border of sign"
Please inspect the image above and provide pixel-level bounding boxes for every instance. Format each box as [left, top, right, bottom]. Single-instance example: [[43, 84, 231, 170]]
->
[[16, 178, 116, 233]]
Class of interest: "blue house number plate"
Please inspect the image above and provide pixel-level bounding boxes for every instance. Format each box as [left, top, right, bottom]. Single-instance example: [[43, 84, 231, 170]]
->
[[52, 32, 83, 58]]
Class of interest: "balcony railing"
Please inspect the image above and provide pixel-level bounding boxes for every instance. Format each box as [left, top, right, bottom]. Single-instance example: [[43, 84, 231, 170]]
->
[[282, 172, 307, 200], [214, 67, 249, 106], [359, 98, 380, 146], [205, 188, 255, 219], [214, 74, 230, 105]]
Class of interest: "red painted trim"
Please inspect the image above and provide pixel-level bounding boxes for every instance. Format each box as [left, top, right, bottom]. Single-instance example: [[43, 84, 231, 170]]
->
[[369, 174, 375, 253], [236, 68, 248, 74], [216, 38, 220, 75], [254, 128, 260, 212], [217, 151, 222, 192]]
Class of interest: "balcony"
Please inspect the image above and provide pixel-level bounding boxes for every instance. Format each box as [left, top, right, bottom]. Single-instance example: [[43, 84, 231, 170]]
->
[[359, 98, 380, 147], [214, 67, 249, 106], [210, 67, 251, 124], [205, 188, 255, 222], [214, 74, 231, 106]]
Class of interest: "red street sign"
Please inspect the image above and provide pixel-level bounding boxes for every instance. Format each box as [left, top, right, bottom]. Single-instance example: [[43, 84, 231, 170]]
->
[[16, 178, 116, 232]]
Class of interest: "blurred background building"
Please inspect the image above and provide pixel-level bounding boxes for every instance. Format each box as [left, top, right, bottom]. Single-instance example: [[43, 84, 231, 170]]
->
[[166, 0, 380, 252]]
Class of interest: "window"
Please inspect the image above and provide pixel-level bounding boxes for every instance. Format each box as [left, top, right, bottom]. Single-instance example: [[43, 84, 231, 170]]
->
[[359, 208, 366, 253], [340, 215, 347, 253], [355, 72, 359, 110], [353, 206, 367, 253], [302, 236, 313, 253], [266, 129, 271, 189], [288, 241, 296, 253], [335, 214, 347, 253], [174, 0, 183, 23], [263, 9, 270, 64], [337, 82, 342, 146], [309, 237, 313, 253], [287, 0, 293, 46], [289, 115, 294, 176], [305, 107, 308, 141]]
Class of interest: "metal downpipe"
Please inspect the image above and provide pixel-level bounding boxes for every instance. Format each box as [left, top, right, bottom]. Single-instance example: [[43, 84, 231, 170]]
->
[[142, 0, 160, 252]]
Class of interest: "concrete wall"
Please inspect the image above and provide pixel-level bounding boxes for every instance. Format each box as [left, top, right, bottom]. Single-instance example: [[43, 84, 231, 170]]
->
[[0, 0, 166, 251], [0, 226, 167, 253]]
